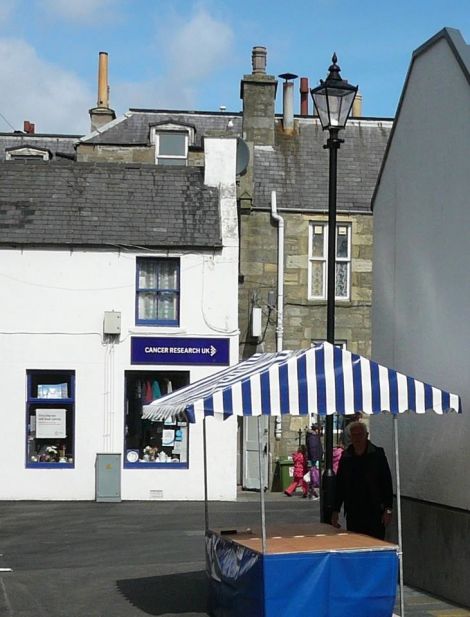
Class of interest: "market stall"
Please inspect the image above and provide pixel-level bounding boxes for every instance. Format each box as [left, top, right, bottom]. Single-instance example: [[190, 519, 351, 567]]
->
[[143, 342, 461, 617]]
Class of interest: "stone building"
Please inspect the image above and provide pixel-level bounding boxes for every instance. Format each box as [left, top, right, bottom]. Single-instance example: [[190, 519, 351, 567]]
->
[[237, 48, 392, 474]]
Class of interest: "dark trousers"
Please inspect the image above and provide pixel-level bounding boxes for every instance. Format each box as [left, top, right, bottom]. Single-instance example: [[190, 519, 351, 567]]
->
[[346, 510, 385, 540]]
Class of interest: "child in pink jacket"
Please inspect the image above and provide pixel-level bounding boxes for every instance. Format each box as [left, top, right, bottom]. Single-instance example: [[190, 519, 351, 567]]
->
[[284, 445, 309, 497]]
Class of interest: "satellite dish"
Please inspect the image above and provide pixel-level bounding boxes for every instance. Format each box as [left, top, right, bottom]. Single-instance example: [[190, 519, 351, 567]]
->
[[236, 137, 250, 175]]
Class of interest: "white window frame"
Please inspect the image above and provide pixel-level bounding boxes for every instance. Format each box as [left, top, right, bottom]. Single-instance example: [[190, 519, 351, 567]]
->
[[150, 123, 193, 166], [308, 222, 352, 301]]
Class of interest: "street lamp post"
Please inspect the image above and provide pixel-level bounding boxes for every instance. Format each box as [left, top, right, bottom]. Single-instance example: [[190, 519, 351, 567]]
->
[[311, 54, 357, 524]]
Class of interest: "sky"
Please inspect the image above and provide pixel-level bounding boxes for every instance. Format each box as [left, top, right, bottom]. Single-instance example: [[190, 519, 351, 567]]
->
[[0, 0, 468, 135]]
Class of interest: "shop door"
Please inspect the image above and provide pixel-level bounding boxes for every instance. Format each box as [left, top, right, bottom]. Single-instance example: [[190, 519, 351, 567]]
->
[[242, 416, 268, 490]]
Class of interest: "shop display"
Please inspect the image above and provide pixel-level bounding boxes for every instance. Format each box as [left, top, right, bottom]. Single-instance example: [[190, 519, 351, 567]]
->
[[124, 371, 189, 466]]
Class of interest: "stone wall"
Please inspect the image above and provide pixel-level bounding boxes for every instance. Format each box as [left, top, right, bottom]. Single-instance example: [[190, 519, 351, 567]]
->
[[239, 209, 374, 467]]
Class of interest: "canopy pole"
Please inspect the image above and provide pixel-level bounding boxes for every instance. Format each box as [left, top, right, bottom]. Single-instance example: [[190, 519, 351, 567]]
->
[[393, 414, 405, 617], [257, 416, 267, 552], [203, 417, 209, 532]]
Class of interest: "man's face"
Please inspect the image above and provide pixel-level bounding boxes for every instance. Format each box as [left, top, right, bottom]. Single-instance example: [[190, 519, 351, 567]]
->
[[350, 425, 367, 449]]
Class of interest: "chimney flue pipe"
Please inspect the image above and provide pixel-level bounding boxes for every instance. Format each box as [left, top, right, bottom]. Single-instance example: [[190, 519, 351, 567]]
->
[[97, 51, 109, 108], [279, 73, 297, 132]]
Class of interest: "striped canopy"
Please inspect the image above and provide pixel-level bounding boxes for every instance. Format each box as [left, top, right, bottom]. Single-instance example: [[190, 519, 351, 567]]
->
[[142, 342, 461, 422]]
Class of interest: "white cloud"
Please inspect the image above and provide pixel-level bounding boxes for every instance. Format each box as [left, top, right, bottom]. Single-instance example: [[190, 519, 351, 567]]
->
[[0, 38, 93, 134], [165, 8, 234, 81], [111, 7, 235, 112], [40, 0, 118, 22]]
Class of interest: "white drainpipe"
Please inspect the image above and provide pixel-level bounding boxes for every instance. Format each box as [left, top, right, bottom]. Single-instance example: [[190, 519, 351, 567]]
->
[[271, 190, 284, 352], [271, 190, 284, 440]]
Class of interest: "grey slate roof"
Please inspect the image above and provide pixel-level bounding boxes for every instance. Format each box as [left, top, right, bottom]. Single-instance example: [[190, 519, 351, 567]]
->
[[0, 161, 221, 248], [0, 134, 79, 160], [81, 110, 243, 148], [254, 118, 392, 213], [81, 108, 390, 214]]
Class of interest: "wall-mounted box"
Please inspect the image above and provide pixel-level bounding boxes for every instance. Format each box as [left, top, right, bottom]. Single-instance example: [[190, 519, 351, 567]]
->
[[103, 311, 121, 334], [251, 307, 262, 338]]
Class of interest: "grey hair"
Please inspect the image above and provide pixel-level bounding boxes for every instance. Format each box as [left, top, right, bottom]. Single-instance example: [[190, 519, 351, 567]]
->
[[348, 421, 367, 435]]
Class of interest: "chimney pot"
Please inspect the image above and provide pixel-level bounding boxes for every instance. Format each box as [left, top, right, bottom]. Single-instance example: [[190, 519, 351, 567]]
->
[[24, 121, 35, 134], [252, 46, 267, 74], [352, 91, 363, 117], [300, 77, 309, 115]]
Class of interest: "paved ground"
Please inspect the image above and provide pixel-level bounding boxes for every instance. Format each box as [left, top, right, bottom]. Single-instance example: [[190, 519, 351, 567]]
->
[[0, 492, 468, 617]]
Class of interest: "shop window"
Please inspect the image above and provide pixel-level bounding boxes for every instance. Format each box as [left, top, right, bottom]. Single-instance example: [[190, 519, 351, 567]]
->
[[26, 370, 75, 468], [136, 257, 180, 325], [308, 223, 351, 300], [124, 370, 190, 468]]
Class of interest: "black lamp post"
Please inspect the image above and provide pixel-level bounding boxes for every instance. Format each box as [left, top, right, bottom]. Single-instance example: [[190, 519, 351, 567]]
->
[[311, 54, 357, 524]]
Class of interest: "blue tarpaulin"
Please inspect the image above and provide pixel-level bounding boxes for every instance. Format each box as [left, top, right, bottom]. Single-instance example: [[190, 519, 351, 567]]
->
[[206, 531, 398, 617]]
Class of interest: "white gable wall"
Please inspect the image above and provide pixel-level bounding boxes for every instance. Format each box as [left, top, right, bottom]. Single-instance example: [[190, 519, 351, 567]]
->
[[373, 38, 470, 509]]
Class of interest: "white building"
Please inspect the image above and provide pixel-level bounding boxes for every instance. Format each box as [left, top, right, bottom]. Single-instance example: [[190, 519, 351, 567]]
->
[[372, 28, 470, 607], [0, 137, 240, 501]]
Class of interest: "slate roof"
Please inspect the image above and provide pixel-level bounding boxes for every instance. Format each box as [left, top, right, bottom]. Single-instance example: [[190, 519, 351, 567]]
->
[[253, 118, 392, 213], [0, 134, 79, 160], [0, 161, 221, 249], [80, 108, 390, 215], [80, 110, 243, 148]]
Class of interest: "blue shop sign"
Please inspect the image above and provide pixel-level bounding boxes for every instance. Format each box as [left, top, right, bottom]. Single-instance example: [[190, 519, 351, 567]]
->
[[131, 337, 230, 366]]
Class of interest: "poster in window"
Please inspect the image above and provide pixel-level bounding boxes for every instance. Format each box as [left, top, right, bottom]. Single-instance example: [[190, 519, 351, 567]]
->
[[36, 409, 66, 438]]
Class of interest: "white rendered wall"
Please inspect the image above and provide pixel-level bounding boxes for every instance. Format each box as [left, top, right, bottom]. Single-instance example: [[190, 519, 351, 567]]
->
[[372, 38, 470, 510], [0, 138, 240, 501]]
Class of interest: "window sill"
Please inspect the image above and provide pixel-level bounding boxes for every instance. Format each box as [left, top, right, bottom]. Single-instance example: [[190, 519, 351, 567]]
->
[[26, 462, 74, 469], [129, 327, 187, 335], [124, 462, 188, 469], [306, 299, 352, 307]]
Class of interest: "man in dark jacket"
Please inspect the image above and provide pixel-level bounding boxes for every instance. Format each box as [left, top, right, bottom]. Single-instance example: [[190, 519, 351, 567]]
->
[[331, 421, 393, 540]]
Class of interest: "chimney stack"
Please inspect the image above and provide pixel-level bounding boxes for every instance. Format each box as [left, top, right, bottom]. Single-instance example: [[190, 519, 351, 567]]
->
[[24, 120, 35, 135], [279, 73, 297, 132], [240, 46, 277, 145], [89, 51, 116, 132], [300, 77, 309, 115]]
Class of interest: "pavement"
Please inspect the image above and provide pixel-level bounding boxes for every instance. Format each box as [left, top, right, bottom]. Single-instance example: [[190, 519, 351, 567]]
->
[[0, 491, 468, 617]]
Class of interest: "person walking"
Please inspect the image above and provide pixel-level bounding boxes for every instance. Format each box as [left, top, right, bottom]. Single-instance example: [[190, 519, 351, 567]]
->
[[331, 421, 393, 539], [284, 445, 309, 498], [306, 423, 323, 499]]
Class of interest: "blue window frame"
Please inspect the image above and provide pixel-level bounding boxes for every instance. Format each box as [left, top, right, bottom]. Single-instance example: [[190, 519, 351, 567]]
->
[[124, 370, 190, 469], [26, 370, 75, 468], [136, 257, 180, 326]]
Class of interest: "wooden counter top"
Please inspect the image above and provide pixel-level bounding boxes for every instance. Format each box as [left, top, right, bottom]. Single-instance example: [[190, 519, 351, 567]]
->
[[210, 523, 398, 555]]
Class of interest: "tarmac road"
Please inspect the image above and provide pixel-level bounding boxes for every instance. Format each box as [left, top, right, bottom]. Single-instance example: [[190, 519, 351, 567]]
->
[[0, 495, 468, 617], [0, 495, 317, 617]]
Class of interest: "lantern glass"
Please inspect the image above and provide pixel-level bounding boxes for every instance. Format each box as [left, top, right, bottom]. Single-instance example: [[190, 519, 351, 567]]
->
[[311, 55, 357, 131]]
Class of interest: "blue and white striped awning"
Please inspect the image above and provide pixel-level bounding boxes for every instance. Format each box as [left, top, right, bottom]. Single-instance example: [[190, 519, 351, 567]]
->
[[142, 342, 461, 422]]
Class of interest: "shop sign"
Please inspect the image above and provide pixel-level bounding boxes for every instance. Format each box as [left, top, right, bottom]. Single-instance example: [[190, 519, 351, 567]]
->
[[131, 337, 230, 366]]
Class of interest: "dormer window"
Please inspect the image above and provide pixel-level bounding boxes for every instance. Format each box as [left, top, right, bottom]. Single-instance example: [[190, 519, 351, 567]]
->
[[156, 131, 187, 166], [5, 146, 51, 161], [150, 122, 195, 166]]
